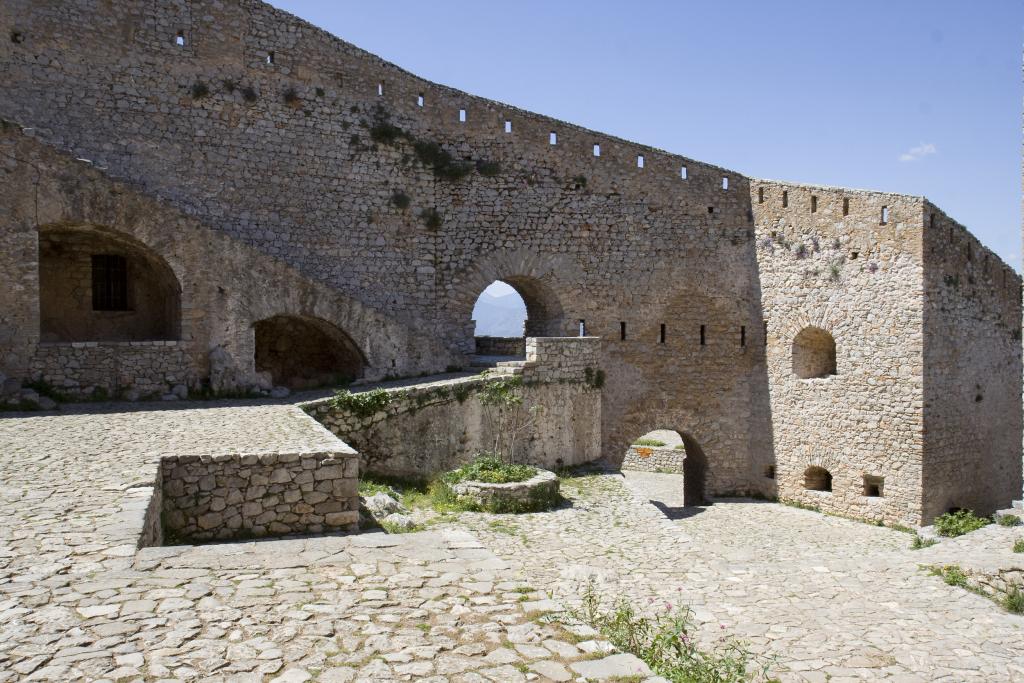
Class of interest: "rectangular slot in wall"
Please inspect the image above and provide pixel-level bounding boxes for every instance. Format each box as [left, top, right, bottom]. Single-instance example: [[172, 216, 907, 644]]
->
[[620, 322, 627, 340], [863, 475, 884, 497], [593, 144, 601, 156], [782, 190, 788, 208], [700, 324, 706, 346], [722, 176, 729, 190], [740, 325, 746, 347], [267, 52, 275, 65], [417, 94, 424, 107], [637, 155, 644, 168], [811, 195, 818, 213], [504, 120, 512, 133], [459, 109, 466, 123], [549, 131, 557, 145], [843, 197, 849, 216], [659, 324, 666, 344], [579, 320, 586, 337], [175, 31, 186, 46], [880, 206, 889, 225], [758, 187, 764, 203], [377, 82, 384, 96], [680, 166, 688, 180]]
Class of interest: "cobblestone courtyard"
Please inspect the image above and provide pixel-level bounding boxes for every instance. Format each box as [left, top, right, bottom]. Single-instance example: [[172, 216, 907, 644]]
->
[[1, 402, 1023, 682]]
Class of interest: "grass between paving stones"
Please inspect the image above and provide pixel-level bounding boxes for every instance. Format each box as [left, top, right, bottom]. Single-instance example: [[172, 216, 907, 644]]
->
[[564, 580, 779, 683], [996, 514, 1023, 527], [911, 535, 938, 550]]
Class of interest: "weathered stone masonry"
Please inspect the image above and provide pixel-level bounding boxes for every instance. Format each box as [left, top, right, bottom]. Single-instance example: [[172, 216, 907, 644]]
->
[[0, 0, 1020, 524]]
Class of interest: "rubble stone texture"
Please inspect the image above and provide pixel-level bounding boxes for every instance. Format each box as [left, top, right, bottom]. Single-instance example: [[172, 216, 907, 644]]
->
[[0, 2, 1020, 520]]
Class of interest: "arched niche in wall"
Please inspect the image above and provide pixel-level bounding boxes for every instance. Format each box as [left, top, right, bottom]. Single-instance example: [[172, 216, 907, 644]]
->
[[253, 314, 366, 390], [792, 326, 837, 379], [38, 225, 181, 343]]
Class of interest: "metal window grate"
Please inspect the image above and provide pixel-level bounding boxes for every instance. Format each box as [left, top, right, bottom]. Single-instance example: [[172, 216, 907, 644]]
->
[[92, 254, 127, 310]]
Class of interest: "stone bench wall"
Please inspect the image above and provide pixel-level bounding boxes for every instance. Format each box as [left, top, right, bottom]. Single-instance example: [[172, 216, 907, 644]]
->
[[620, 445, 685, 474], [30, 341, 194, 399], [160, 450, 359, 542]]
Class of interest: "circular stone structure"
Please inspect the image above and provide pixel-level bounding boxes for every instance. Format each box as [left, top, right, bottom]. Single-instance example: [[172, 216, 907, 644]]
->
[[451, 468, 560, 513]]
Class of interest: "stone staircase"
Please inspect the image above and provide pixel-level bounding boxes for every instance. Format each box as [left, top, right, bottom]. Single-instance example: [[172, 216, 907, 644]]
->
[[469, 355, 527, 377]]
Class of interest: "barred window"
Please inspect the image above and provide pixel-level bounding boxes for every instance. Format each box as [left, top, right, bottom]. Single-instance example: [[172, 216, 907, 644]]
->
[[91, 254, 128, 310]]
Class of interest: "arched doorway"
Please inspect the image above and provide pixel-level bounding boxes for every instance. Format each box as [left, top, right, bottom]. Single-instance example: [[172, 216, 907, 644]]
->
[[254, 315, 365, 390], [681, 433, 708, 506], [620, 429, 707, 507], [38, 226, 181, 342]]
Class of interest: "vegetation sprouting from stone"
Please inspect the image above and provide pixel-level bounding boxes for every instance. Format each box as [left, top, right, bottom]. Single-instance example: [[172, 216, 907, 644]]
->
[[282, 87, 300, 107], [933, 509, 990, 537], [370, 119, 408, 146], [911, 535, 938, 550], [565, 579, 776, 683], [221, 79, 236, 93], [190, 81, 209, 99], [420, 207, 442, 230], [583, 367, 605, 389], [476, 160, 501, 177], [931, 564, 969, 588], [331, 388, 392, 418], [571, 174, 587, 188], [240, 86, 258, 102], [390, 191, 411, 210], [413, 140, 473, 181], [1013, 538, 1024, 553], [634, 438, 667, 447]]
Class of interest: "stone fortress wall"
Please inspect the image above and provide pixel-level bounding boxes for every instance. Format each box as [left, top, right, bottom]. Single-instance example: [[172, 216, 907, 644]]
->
[[0, 0, 1020, 524]]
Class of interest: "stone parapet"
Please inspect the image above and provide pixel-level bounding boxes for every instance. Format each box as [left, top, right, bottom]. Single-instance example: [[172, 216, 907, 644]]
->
[[30, 341, 194, 398]]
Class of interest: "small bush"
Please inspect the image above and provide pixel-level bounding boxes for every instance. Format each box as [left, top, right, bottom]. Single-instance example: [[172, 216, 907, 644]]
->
[[1002, 588, 1024, 614], [370, 120, 407, 146], [331, 388, 392, 418], [1013, 538, 1024, 553], [190, 81, 210, 99], [911, 535, 938, 550], [996, 514, 1022, 527], [222, 79, 237, 93], [583, 367, 605, 389], [444, 454, 536, 485], [571, 174, 587, 188], [421, 208, 442, 231], [476, 160, 501, 177], [634, 438, 666, 447], [283, 87, 301, 107], [241, 86, 258, 103], [390, 191, 411, 210], [933, 509, 991, 537], [413, 140, 472, 181], [931, 564, 969, 588], [315, 87, 325, 97]]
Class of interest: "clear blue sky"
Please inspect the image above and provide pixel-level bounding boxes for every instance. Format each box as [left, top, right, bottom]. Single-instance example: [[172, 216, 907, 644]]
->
[[270, 0, 1023, 270]]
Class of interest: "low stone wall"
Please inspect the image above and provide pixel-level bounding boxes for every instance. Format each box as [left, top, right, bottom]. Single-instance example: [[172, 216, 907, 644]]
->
[[475, 336, 525, 357], [621, 445, 685, 474], [160, 450, 359, 542], [304, 337, 603, 479], [30, 341, 194, 399]]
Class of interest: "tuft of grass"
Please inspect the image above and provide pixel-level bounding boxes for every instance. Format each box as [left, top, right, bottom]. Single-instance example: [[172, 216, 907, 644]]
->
[[933, 509, 991, 537], [996, 514, 1022, 527], [911, 535, 938, 550], [566, 580, 776, 683], [283, 87, 301, 107], [241, 86, 258, 103], [358, 480, 399, 499], [420, 208, 442, 231], [1003, 588, 1024, 614], [930, 564, 969, 588], [1013, 538, 1024, 553], [633, 438, 666, 447], [390, 191, 411, 210], [190, 81, 209, 99]]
